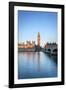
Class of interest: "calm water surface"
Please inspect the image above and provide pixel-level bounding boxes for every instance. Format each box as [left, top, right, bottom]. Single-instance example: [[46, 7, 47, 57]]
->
[[18, 52, 57, 79]]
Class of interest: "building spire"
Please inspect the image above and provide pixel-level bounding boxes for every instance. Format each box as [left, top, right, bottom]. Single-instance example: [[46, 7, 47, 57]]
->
[[37, 32, 40, 48]]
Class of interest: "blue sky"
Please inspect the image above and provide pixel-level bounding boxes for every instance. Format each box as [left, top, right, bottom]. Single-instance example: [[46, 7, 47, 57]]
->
[[18, 10, 57, 46]]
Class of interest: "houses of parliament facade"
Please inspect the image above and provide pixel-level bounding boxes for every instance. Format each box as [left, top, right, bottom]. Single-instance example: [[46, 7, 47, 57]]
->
[[18, 32, 40, 49]]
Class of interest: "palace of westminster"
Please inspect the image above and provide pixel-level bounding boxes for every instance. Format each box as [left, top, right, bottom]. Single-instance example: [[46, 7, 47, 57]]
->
[[18, 32, 57, 54], [18, 32, 40, 49]]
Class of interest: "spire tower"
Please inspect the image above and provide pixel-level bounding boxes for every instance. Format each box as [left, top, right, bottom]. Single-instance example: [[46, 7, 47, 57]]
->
[[37, 32, 40, 48]]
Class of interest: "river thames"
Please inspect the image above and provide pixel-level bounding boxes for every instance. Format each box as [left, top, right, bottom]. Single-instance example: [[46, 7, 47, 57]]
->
[[18, 52, 57, 79]]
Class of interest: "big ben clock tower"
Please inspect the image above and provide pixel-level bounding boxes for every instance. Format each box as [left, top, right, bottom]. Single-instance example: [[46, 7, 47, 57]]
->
[[37, 32, 40, 48]]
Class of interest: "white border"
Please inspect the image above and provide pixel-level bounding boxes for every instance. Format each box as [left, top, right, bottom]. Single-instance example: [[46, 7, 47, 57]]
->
[[14, 6, 61, 84]]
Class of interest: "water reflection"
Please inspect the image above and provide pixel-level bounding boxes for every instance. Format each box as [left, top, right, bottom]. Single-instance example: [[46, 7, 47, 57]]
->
[[18, 52, 57, 79]]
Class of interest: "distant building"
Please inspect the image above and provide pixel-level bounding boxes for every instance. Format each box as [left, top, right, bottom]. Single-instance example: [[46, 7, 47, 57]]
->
[[18, 41, 35, 49], [18, 32, 41, 49], [37, 32, 40, 48], [44, 43, 57, 55]]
